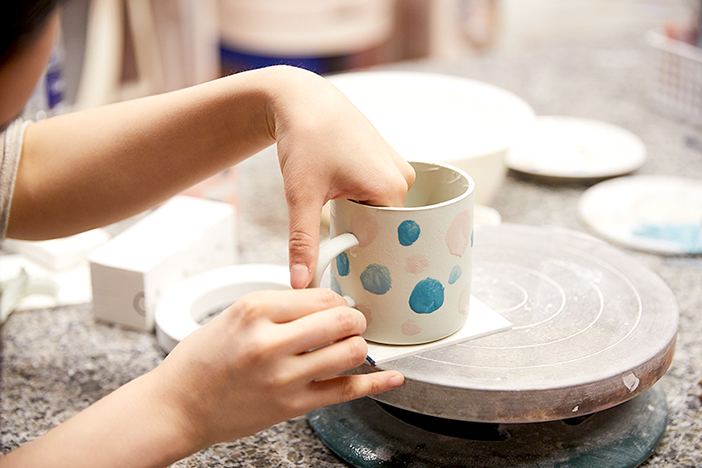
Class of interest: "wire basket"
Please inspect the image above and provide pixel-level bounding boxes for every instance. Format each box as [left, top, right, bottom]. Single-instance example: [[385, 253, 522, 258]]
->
[[646, 28, 702, 125]]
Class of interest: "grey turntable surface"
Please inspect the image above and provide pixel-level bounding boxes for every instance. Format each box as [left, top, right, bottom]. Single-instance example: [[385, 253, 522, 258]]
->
[[354, 223, 679, 423]]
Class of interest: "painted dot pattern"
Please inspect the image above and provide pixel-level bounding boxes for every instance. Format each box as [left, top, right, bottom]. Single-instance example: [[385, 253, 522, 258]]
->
[[336, 252, 350, 277], [350, 210, 379, 247], [446, 210, 472, 257], [353, 213, 472, 314], [398, 220, 421, 246], [334, 203, 472, 343], [449, 265, 462, 284], [401, 319, 423, 336], [405, 253, 430, 274], [360, 264, 392, 295], [356, 303, 372, 324], [409, 278, 445, 314]]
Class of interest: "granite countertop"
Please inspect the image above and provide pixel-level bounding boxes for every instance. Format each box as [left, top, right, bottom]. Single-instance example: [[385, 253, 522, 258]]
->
[[2, 36, 702, 467]]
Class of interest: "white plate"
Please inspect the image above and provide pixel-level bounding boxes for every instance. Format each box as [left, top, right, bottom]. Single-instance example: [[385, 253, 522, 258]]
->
[[507, 116, 646, 179], [578, 175, 702, 254]]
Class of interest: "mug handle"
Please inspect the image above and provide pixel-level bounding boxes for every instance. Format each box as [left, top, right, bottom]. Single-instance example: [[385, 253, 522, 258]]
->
[[310, 233, 359, 305]]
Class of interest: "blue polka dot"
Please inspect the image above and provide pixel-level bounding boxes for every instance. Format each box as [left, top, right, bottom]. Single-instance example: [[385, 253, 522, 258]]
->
[[360, 264, 392, 295], [398, 220, 421, 246], [330, 276, 342, 295], [471, 229, 474, 248], [336, 252, 350, 277], [449, 265, 462, 284], [409, 278, 444, 314]]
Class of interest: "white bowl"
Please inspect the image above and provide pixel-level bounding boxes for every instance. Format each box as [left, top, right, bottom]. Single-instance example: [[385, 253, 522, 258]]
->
[[326, 71, 535, 206]]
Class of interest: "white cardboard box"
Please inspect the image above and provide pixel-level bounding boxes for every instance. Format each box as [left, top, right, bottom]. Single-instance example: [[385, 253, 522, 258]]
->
[[89, 196, 237, 331]]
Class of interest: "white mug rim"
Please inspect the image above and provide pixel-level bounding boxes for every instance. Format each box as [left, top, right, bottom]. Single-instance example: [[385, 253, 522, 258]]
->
[[343, 160, 474, 212]]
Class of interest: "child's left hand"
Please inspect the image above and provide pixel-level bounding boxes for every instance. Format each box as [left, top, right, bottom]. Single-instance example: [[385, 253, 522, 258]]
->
[[267, 68, 416, 288]]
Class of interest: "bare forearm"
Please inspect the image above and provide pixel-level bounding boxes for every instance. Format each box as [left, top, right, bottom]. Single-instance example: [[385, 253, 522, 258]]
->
[[0, 369, 200, 468], [7, 67, 288, 240]]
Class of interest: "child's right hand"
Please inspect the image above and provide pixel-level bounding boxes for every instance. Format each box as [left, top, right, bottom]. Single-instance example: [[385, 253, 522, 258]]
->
[[150, 287, 404, 450]]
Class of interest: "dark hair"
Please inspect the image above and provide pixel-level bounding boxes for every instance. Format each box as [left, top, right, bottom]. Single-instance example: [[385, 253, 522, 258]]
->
[[1, 0, 62, 67]]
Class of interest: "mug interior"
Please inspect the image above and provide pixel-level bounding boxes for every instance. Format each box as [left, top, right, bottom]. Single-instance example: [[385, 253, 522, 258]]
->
[[403, 161, 472, 208]]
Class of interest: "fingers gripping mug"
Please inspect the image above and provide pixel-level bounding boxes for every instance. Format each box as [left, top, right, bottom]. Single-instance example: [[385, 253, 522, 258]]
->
[[312, 161, 474, 345]]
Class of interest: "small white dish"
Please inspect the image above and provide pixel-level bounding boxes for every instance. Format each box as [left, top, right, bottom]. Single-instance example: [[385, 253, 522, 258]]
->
[[578, 175, 702, 255], [507, 116, 646, 179]]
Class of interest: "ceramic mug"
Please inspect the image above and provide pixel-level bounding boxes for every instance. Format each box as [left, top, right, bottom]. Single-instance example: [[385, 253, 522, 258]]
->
[[312, 161, 474, 345]]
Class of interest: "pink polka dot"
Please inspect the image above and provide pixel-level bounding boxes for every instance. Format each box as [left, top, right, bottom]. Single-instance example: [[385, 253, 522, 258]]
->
[[350, 210, 379, 248], [458, 284, 471, 315], [401, 319, 423, 336], [445, 210, 472, 257], [355, 303, 372, 324], [405, 253, 430, 274]]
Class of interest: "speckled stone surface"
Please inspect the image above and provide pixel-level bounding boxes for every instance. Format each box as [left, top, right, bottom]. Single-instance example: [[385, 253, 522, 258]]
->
[[3, 35, 702, 467]]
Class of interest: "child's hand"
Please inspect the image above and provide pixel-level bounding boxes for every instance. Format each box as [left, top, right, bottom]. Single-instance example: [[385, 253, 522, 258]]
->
[[265, 67, 416, 289], [152, 288, 404, 449]]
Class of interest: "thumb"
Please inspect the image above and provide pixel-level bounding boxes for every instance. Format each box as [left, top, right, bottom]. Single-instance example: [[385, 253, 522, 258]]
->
[[287, 197, 323, 289]]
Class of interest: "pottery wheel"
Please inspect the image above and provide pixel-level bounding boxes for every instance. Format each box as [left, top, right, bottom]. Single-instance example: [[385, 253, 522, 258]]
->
[[349, 223, 678, 423]]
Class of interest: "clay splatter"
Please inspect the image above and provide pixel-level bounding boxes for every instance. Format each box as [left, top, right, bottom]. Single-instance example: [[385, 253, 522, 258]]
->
[[398, 220, 421, 246], [409, 278, 444, 314], [360, 264, 392, 295]]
